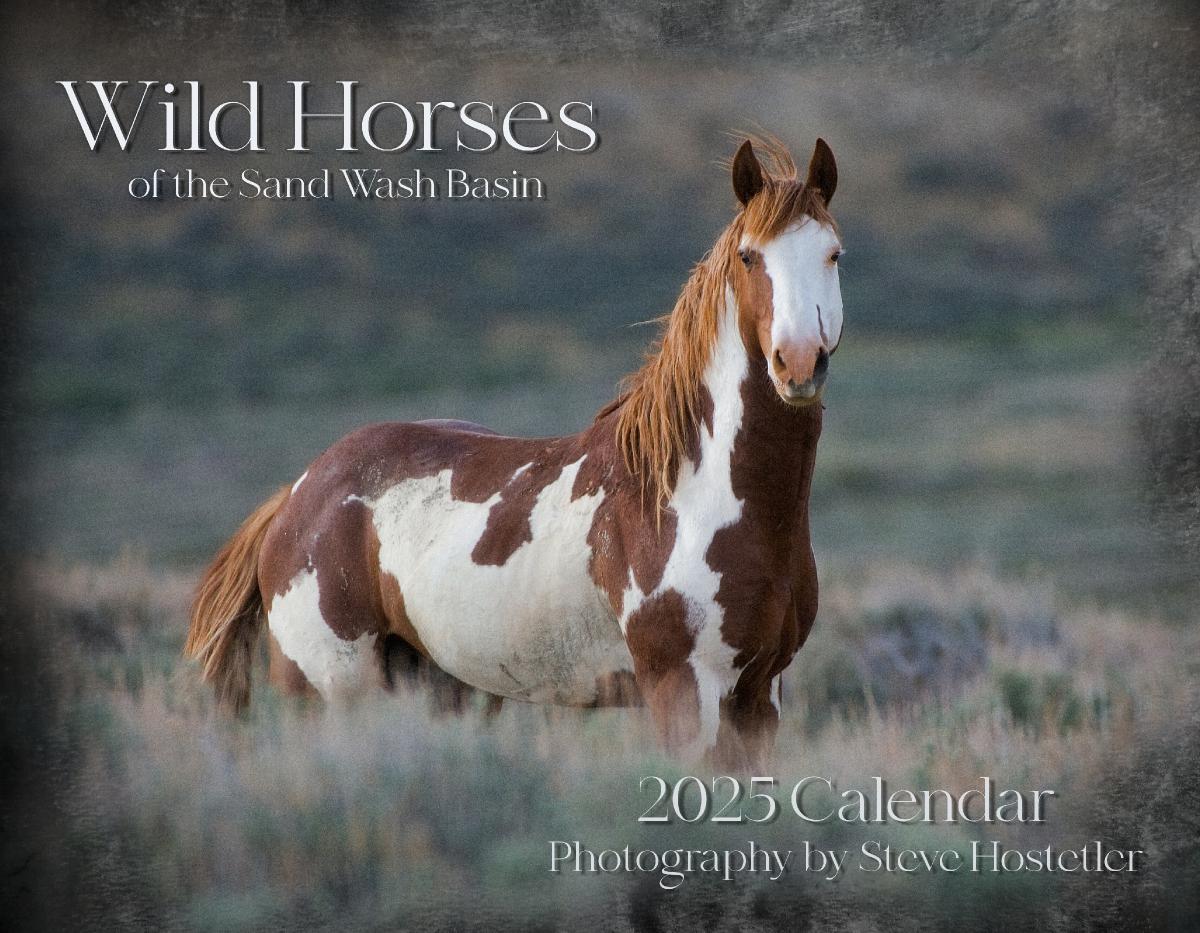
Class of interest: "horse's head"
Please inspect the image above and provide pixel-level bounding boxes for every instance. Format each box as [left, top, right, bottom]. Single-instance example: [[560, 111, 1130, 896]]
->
[[728, 138, 842, 407]]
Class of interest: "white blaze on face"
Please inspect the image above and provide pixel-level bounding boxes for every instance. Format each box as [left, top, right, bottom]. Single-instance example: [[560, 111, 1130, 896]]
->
[[751, 218, 843, 358]]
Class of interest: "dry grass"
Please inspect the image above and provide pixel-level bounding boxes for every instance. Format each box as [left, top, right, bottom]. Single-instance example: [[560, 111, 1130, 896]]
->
[[10, 555, 1197, 930]]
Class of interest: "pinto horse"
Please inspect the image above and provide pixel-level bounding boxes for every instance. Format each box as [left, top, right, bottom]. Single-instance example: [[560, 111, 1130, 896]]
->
[[186, 137, 843, 767]]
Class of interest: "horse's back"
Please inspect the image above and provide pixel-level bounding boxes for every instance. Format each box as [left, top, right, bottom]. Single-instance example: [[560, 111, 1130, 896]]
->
[[259, 418, 535, 612], [415, 418, 499, 435]]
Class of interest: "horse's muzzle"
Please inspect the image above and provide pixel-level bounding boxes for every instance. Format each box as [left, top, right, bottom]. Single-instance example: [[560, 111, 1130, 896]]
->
[[776, 347, 829, 405]]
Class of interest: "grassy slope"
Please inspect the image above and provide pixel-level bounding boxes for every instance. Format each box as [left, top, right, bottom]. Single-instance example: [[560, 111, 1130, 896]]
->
[[13, 313, 1187, 611]]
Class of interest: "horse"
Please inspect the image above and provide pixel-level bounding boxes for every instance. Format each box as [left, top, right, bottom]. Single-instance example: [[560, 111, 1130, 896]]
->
[[185, 136, 844, 768]]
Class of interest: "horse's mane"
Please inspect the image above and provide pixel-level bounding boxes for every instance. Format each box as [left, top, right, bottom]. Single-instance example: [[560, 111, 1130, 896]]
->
[[606, 138, 835, 512]]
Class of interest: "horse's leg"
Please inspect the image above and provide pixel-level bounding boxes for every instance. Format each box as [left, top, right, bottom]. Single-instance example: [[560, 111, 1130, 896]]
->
[[627, 593, 724, 757], [420, 660, 470, 713], [634, 657, 776, 768], [717, 674, 779, 771], [382, 632, 504, 716], [717, 596, 815, 769], [634, 663, 704, 755]]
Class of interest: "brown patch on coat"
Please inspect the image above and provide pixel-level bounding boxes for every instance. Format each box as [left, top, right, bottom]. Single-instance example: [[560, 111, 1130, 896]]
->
[[625, 589, 697, 677], [471, 458, 568, 566], [314, 496, 388, 642], [578, 410, 678, 614]]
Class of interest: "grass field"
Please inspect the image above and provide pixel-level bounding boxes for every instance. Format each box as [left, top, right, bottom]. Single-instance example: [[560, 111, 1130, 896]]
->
[[4, 310, 1198, 929], [7, 553, 1196, 930]]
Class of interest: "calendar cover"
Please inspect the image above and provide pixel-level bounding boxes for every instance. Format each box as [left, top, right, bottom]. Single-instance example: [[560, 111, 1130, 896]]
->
[[1, 1, 1197, 930]]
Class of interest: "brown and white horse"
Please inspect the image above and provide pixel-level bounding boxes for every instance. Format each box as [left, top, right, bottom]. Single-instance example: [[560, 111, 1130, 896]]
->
[[186, 137, 843, 768]]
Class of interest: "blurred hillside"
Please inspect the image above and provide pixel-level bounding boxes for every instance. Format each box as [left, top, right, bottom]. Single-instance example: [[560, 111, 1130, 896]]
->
[[7, 58, 1135, 416], [3, 42, 1183, 609]]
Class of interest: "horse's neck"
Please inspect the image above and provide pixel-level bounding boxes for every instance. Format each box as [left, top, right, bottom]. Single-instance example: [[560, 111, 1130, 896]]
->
[[589, 292, 822, 535], [699, 298, 823, 532]]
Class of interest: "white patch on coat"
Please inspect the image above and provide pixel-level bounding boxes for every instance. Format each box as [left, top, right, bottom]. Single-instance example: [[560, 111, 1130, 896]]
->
[[619, 294, 748, 754], [748, 219, 843, 353], [291, 471, 308, 494], [267, 567, 377, 698], [365, 456, 632, 704]]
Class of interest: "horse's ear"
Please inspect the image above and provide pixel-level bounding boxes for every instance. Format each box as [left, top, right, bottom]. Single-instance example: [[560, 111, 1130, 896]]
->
[[732, 139, 765, 206], [805, 138, 837, 205]]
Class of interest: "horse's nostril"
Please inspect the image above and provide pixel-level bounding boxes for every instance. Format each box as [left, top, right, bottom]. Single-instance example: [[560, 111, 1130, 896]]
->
[[773, 349, 786, 373], [814, 348, 830, 378]]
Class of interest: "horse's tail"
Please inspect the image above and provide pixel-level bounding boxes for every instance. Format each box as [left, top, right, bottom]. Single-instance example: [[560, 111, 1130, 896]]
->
[[184, 485, 290, 713]]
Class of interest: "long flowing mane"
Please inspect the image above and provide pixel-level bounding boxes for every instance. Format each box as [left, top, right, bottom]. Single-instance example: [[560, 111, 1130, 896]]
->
[[610, 139, 836, 512]]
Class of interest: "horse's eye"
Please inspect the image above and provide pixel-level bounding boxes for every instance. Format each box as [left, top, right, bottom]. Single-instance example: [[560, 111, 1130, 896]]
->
[[831, 250, 842, 264], [739, 250, 753, 268]]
